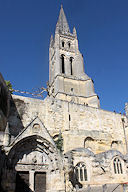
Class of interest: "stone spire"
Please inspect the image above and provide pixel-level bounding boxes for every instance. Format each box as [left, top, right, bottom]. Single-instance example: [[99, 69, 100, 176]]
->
[[49, 6, 100, 108], [55, 5, 70, 34]]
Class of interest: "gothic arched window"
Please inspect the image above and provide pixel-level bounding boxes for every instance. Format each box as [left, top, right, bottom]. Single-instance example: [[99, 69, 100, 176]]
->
[[75, 162, 87, 182], [113, 157, 123, 174], [68, 42, 71, 48], [62, 41, 65, 47], [70, 57, 73, 75], [61, 55, 65, 74]]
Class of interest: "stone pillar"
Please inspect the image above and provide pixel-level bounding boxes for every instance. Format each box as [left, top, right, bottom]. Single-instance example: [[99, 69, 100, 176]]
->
[[29, 170, 35, 191]]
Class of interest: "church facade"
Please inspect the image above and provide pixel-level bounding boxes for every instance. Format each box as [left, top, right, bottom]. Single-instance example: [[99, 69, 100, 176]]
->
[[0, 6, 128, 192]]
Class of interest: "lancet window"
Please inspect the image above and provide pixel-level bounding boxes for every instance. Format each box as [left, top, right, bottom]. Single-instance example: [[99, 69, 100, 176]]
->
[[113, 157, 123, 174], [61, 54, 65, 74], [75, 162, 87, 182], [68, 42, 71, 48], [70, 57, 73, 75], [62, 41, 65, 47]]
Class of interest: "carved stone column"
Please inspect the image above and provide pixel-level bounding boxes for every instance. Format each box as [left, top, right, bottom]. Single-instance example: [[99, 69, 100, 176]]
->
[[29, 170, 35, 191]]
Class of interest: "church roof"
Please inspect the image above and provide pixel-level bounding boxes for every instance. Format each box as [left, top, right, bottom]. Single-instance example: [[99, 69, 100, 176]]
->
[[56, 5, 70, 34]]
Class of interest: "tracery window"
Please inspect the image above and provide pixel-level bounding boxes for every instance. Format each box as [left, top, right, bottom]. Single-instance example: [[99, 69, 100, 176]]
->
[[75, 162, 87, 182], [113, 157, 123, 174]]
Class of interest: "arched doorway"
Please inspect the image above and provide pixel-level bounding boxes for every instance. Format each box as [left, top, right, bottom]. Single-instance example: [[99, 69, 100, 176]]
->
[[6, 135, 60, 192]]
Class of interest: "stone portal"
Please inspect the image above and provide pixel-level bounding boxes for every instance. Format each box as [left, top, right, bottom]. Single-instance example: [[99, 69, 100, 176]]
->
[[6, 135, 60, 192]]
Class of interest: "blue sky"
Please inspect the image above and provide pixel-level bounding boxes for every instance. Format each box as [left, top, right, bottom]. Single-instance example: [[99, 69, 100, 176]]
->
[[0, 0, 128, 113]]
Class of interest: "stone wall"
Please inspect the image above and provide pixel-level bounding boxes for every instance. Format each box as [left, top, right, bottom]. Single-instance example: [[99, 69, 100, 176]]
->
[[9, 95, 127, 155], [2, 94, 127, 191]]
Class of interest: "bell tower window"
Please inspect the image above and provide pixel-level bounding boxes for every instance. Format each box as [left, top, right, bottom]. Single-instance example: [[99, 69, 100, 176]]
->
[[70, 57, 73, 75], [68, 42, 71, 48], [61, 55, 65, 74], [62, 41, 65, 47]]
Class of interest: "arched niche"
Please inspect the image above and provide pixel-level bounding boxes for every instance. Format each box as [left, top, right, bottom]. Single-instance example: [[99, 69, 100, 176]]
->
[[84, 137, 94, 150], [7, 135, 60, 171], [111, 140, 122, 150]]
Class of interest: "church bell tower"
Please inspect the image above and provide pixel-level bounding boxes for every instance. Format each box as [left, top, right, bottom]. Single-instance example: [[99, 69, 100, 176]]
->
[[48, 5, 100, 108]]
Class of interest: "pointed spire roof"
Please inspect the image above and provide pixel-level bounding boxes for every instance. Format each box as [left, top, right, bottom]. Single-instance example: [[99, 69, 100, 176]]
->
[[56, 5, 70, 34]]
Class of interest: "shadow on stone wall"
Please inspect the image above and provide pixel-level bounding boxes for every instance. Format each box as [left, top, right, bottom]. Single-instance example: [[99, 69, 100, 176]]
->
[[15, 172, 33, 192], [69, 171, 82, 189], [0, 95, 27, 192], [0, 147, 8, 192], [8, 96, 25, 138]]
